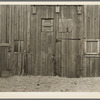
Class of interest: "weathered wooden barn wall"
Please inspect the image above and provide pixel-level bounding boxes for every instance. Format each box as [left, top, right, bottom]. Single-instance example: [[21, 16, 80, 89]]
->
[[83, 5, 100, 77], [0, 5, 100, 77]]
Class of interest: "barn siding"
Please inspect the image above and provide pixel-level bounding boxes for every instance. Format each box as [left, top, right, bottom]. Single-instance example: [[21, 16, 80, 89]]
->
[[83, 5, 100, 77], [0, 5, 100, 77]]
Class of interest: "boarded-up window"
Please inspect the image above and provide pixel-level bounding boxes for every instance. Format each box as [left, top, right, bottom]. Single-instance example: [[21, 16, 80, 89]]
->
[[84, 39, 100, 54], [59, 19, 72, 33], [42, 19, 53, 32]]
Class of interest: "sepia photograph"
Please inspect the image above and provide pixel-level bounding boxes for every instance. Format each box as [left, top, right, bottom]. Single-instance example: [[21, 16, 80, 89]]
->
[[0, 1, 100, 94]]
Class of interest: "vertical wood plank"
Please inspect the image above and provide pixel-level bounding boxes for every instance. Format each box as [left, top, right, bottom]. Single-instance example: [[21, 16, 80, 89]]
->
[[47, 33, 53, 76], [94, 6, 99, 39], [27, 53, 32, 74], [35, 6, 39, 75], [0, 6, 1, 43], [11, 5, 15, 52], [37, 6, 41, 75], [14, 6, 18, 40], [55, 7, 61, 76], [41, 33, 46, 76], [86, 57, 90, 77], [83, 5, 87, 77], [19, 6, 21, 40], [31, 5, 36, 75], [1, 6, 6, 43], [18, 53, 21, 75], [27, 6, 31, 53]]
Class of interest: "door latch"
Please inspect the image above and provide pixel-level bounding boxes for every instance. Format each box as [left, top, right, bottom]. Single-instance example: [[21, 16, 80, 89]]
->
[[56, 39, 62, 43], [8, 46, 12, 52]]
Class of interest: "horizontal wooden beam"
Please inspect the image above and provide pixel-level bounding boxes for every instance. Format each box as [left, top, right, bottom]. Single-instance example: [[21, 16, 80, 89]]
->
[[0, 43, 10, 47]]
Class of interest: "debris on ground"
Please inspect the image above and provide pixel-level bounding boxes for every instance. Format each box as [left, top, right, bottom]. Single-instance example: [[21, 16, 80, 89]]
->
[[0, 75, 100, 92]]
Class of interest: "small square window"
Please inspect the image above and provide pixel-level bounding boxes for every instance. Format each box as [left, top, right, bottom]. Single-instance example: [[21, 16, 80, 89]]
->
[[84, 39, 100, 55], [42, 19, 53, 32], [59, 19, 72, 33]]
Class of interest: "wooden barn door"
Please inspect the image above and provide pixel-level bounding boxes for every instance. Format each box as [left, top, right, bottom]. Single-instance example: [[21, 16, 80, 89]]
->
[[56, 6, 83, 77], [41, 18, 55, 76]]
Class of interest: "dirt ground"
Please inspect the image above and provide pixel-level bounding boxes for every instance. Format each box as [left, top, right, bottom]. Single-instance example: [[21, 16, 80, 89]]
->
[[0, 75, 100, 92]]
